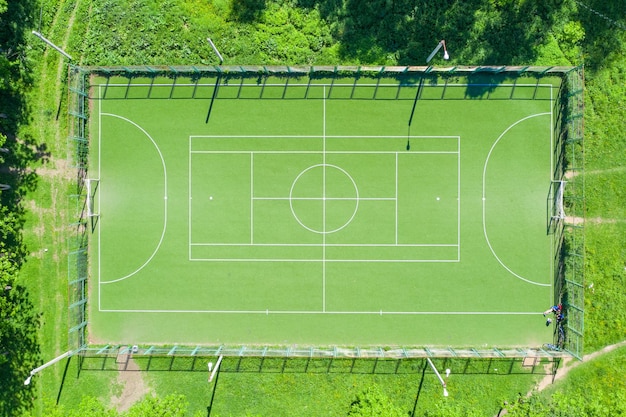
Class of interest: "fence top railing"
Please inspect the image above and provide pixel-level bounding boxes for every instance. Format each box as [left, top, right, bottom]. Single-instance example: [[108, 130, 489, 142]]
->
[[77, 344, 571, 359]]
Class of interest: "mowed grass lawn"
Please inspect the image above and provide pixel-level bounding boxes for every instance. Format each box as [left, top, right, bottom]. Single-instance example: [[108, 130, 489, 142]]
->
[[89, 75, 557, 348]]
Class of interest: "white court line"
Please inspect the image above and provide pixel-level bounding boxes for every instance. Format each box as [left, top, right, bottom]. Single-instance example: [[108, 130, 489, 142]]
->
[[395, 152, 398, 245], [190, 138, 461, 258], [250, 152, 254, 243], [549, 86, 555, 306], [457, 136, 461, 261], [99, 113, 168, 285], [191, 243, 458, 247], [99, 308, 541, 315], [98, 87, 102, 310], [252, 197, 395, 201], [188, 136, 192, 260], [191, 150, 459, 154], [99, 82, 558, 89], [322, 86, 326, 312], [188, 258, 459, 263], [190, 135, 459, 139], [482, 112, 551, 287]]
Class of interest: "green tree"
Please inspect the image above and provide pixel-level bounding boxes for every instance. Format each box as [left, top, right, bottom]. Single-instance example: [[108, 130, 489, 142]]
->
[[347, 386, 404, 417], [123, 394, 189, 417], [0, 255, 40, 416], [68, 397, 117, 417], [421, 400, 486, 417]]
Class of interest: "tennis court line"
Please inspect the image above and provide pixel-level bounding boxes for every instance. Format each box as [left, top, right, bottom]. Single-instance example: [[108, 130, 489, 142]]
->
[[322, 86, 327, 312], [189, 140, 461, 261], [190, 243, 458, 247], [192, 151, 458, 155], [190, 135, 458, 138], [482, 112, 551, 287], [188, 129, 191, 259], [246, 153, 254, 243], [549, 87, 555, 307], [457, 136, 461, 260], [395, 152, 398, 244], [188, 258, 459, 263], [97, 90, 102, 309], [253, 197, 396, 201], [98, 308, 541, 315], [99, 82, 558, 88]]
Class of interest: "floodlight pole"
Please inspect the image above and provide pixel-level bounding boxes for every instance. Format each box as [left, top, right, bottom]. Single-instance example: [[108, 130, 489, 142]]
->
[[24, 350, 73, 385], [426, 358, 448, 397], [207, 355, 224, 416], [31, 31, 72, 60], [442, 40, 449, 60], [426, 40, 449, 63], [207, 38, 224, 65], [208, 355, 223, 382]]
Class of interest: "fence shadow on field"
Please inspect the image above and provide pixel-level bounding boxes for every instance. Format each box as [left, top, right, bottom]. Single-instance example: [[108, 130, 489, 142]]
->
[[90, 68, 556, 105]]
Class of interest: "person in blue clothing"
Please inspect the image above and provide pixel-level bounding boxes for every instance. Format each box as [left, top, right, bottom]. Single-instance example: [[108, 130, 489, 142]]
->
[[543, 304, 562, 317]]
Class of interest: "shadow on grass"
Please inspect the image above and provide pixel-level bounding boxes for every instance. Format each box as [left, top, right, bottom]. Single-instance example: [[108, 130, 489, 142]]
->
[[55, 356, 73, 405], [0, 285, 41, 416], [76, 354, 558, 377], [296, 0, 579, 66]]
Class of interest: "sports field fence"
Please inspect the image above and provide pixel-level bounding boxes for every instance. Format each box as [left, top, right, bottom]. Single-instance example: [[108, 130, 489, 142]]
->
[[75, 344, 562, 378], [66, 64, 584, 361]]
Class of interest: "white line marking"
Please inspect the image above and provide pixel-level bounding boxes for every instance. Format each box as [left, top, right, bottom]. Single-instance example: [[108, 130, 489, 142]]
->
[[191, 243, 458, 247], [99, 308, 542, 315], [457, 136, 461, 261], [251, 153, 254, 244], [190, 135, 459, 139], [549, 86, 555, 305], [191, 150, 459, 155], [98, 86, 102, 310], [482, 112, 551, 287], [395, 152, 398, 245], [189, 258, 459, 263], [322, 86, 326, 312], [99, 82, 557, 88], [100, 113, 168, 285], [188, 136, 192, 260], [254, 197, 394, 201]]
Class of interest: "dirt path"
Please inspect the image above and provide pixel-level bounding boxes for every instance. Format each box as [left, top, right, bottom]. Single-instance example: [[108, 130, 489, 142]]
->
[[565, 166, 626, 179], [110, 356, 152, 412], [534, 339, 626, 392], [565, 216, 626, 225]]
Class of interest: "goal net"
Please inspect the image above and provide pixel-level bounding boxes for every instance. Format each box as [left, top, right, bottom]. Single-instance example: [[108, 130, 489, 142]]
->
[[552, 180, 566, 220], [86, 178, 100, 218]]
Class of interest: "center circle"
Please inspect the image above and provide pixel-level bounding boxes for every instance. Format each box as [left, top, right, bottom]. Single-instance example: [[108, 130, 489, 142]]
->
[[289, 164, 359, 234]]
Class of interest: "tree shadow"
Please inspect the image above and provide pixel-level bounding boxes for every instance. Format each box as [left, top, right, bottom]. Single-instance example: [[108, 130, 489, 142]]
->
[[296, 0, 581, 66], [0, 285, 41, 416], [229, 0, 267, 22], [575, 0, 626, 71]]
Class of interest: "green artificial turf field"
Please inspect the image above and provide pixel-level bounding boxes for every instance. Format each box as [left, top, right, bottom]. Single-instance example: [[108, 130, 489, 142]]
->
[[89, 73, 560, 348]]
